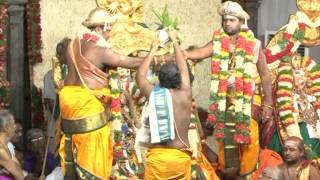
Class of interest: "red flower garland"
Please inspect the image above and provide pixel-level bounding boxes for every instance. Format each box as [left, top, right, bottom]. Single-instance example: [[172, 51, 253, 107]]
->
[[0, 0, 9, 110], [26, 0, 42, 64], [26, 0, 44, 126]]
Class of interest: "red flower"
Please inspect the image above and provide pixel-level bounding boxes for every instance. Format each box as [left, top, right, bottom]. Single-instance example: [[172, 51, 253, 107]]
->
[[207, 114, 216, 124], [278, 77, 293, 83], [209, 103, 218, 112], [235, 123, 247, 131], [35, 25, 42, 33], [298, 23, 306, 30], [244, 41, 255, 54], [236, 36, 246, 49], [215, 132, 224, 139], [90, 35, 99, 43], [283, 33, 292, 41], [83, 33, 91, 40], [218, 79, 228, 92], [235, 77, 243, 91], [221, 37, 231, 51], [111, 98, 121, 112], [33, 15, 41, 23], [215, 122, 225, 129], [233, 134, 244, 143], [211, 61, 220, 74], [82, 33, 99, 44], [243, 82, 253, 95], [314, 103, 320, 110], [286, 42, 294, 55]]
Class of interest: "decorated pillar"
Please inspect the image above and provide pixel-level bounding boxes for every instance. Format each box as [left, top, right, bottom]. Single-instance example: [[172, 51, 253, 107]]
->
[[7, 0, 29, 123]]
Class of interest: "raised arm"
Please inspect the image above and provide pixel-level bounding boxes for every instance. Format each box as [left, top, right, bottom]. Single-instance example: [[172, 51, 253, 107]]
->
[[168, 30, 191, 93], [136, 42, 159, 98], [257, 47, 273, 128], [101, 48, 145, 69], [185, 41, 213, 62], [257, 47, 273, 106], [0, 148, 24, 180]]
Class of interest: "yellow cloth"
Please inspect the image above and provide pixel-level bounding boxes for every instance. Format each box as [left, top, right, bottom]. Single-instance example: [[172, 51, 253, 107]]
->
[[218, 119, 259, 176], [298, 164, 310, 180], [59, 86, 113, 179], [196, 152, 220, 180], [144, 148, 192, 180]]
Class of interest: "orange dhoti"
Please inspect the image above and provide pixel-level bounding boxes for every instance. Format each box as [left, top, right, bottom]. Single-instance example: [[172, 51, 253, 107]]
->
[[144, 148, 192, 180], [59, 86, 113, 179]]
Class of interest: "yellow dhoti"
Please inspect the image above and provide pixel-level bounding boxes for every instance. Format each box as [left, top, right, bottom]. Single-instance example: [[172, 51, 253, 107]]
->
[[59, 86, 113, 179], [144, 148, 192, 180], [196, 152, 220, 180], [218, 119, 259, 175]]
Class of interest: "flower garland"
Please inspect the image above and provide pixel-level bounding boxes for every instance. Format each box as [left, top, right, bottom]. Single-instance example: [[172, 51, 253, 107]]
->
[[265, 23, 306, 65], [26, 0, 44, 126], [26, 0, 42, 64], [277, 56, 320, 127], [276, 62, 295, 127], [0, 0, 9, 110], [109, 69, 123, 137], [207, 28, 257, 144]]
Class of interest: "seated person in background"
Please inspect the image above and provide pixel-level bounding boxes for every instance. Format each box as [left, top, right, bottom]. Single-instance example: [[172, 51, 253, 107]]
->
[[136, 30, 193, 179], [278, 136, 320, 180], [0, 110, 24, 180], [24, 129, 59, 177]]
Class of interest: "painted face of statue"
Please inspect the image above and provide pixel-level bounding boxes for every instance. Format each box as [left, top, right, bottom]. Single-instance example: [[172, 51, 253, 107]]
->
[[118, 67, 131, 81], [292, 54, 308, 89], [222, 15, 242, 35], [293, 69, 307, 89]]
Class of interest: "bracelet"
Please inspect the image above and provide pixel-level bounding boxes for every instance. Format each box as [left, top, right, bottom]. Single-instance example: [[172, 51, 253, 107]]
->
[[172, 40, 179, 44], [262, 104, 274, 109]]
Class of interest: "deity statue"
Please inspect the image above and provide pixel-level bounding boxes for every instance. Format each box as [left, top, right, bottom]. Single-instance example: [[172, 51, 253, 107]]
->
[[96, 0, 159, 56], [269, 54, 320, 158]]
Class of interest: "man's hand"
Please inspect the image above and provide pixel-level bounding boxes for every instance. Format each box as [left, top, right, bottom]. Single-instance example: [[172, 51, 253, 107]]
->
[[261, 105, 274, 133], [150, 41, 159, 53], [168, 30, 178, 42]]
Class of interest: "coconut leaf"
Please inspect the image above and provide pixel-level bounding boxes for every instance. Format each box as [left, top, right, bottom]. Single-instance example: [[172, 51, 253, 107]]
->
[[153, 4, 179, 30]]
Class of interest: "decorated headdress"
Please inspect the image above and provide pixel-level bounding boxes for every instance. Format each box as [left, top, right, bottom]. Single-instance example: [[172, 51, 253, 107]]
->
[[82, 8, 118, 30], [218, 1, 250, 28]]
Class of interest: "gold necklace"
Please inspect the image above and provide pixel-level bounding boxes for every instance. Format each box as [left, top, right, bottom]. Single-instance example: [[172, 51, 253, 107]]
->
[[228, 52, 236, 74]]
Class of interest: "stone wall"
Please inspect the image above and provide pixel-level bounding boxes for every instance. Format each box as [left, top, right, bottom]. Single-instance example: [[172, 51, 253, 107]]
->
[[34, 0, 97, 88], [36, 0, 221, 109]]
